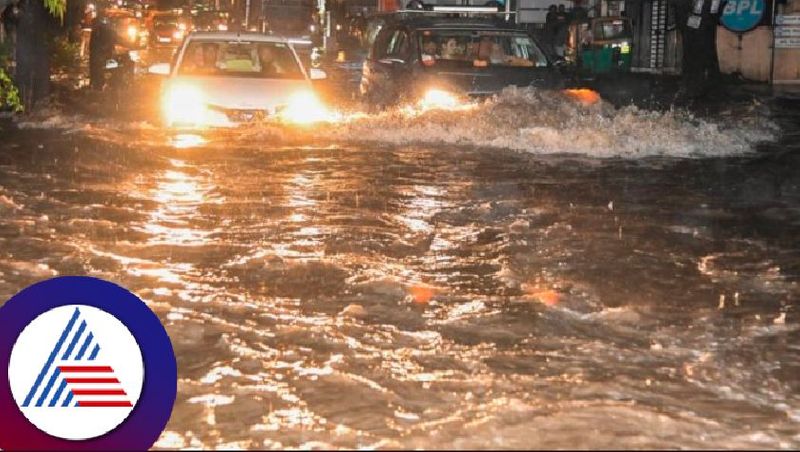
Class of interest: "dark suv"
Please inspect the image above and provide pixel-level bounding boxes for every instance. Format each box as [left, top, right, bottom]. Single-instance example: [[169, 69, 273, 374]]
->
[[360, 10, 563, 106]]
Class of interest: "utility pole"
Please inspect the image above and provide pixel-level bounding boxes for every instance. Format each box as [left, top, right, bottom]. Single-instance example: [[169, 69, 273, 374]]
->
[[769, 0, 777, 84]]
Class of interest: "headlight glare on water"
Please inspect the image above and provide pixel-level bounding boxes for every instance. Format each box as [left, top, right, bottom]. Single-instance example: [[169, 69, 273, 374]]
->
[[164, 84, 208, 127]]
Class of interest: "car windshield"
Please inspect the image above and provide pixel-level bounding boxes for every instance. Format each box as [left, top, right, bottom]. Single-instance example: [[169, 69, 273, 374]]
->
[[178, 41, 304, 79], [419, 29, 548, 68], [594, 20, 631, 40], [154, 15, 181, 29]]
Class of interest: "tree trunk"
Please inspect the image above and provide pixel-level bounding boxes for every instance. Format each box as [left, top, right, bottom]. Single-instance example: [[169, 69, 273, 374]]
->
[[15, 0, 51, 110]]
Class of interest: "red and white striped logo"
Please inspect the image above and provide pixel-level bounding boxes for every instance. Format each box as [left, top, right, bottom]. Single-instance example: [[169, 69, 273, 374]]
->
[[8, 305, 144, 440], [58, 365, 132, 408]]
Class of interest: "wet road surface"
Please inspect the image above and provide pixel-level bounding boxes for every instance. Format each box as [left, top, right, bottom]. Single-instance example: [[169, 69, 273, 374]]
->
[[0, 89, 799, 449]]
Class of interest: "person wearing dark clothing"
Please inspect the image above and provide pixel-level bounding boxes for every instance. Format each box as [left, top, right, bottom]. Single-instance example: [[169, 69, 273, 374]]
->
[[571, 0, 589, 22], [89, 12, 115, 90], [552, 4, 569, 57], [678, 0, 721, 99], [543, 5, 558, 55]]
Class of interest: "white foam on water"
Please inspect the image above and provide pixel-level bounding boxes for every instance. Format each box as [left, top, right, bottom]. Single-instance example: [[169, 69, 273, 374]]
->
[[304, 87, 777, 158]]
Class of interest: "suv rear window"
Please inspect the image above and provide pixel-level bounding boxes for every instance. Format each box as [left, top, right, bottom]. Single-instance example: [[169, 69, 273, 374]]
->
[[419, 29, 548, 68]]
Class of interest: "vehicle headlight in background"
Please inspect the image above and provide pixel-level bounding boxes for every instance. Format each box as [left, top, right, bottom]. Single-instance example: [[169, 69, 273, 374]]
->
[[164, 83, 208, 126], [173, 30, 184, 40], [217, 23, 228, 31], [279, 90, 333, 124], [127, 25, 138, 41], [420, 89, 459, 110]]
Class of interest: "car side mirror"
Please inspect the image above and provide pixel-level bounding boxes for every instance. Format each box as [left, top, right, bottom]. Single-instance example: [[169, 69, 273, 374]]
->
[[310, 68, 327, 80], [148, 62, 170, 75]]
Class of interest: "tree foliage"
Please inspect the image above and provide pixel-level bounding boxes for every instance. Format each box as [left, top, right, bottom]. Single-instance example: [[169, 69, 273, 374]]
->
[[0, 41, 22, 112], [43, 0, 66, 20], [0, 68, 23, 112]]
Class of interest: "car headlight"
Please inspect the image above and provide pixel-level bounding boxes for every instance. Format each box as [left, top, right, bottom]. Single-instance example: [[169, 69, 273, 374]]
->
[[173, 30, 184, 40], [279, 90, 332, 124], [164, 83, 208, 126], [420, 89, 459, 110]]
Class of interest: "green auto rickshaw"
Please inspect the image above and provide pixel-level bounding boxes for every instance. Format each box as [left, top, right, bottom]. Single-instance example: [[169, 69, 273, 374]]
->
[[566, 16, 633, 76]]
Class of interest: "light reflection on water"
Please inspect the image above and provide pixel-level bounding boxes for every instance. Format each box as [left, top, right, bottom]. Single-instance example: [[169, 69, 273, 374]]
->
[[139, 164, 219, 246], [0, 119, 798, 449]]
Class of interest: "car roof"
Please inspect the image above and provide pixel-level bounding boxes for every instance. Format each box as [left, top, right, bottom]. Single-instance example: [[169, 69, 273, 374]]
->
[[381, 13, 519, 31], [186, 32, 293, 43]]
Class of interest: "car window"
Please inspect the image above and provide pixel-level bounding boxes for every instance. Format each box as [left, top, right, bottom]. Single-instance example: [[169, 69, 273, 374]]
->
[[178, 41, 304, 79], [386, 30, 410, 59], [154, 15, 180, 28], [371, 25, 395, 59], [419, 29, 548, 68]]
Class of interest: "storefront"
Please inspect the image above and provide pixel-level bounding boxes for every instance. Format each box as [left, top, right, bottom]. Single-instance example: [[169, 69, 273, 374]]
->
[[717, 0, 800, 83]]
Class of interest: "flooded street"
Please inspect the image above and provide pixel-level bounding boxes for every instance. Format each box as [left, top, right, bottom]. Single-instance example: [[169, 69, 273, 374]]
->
[[0, 89, 799, 449]]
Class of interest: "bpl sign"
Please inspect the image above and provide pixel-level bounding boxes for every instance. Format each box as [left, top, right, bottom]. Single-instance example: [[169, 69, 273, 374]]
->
[[721, 0, 766, 32]]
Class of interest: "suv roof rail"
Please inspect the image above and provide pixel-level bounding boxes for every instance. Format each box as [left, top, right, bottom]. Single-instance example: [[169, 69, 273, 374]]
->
[[431, 6, 514, 14], [393, 6, 515, 19]]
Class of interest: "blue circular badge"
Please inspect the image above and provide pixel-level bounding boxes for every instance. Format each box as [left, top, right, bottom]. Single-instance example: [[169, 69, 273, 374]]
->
[[0, 276, 177, 450], [721, 0, 765, 32]]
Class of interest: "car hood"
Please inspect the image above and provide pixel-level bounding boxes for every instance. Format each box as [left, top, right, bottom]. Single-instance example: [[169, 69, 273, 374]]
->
[[167, 76, 312, 110]]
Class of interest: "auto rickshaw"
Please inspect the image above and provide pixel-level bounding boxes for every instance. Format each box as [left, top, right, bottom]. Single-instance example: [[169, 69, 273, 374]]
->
[[565, 16, 633, 76]]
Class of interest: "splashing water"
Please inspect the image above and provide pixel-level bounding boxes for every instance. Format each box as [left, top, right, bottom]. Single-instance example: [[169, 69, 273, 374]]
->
[[15, 87, 776, 159], [235, 87, 777, 158]]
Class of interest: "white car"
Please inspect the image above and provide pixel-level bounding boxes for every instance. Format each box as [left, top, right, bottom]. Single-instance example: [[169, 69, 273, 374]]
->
[[151, 32, 327, 127]]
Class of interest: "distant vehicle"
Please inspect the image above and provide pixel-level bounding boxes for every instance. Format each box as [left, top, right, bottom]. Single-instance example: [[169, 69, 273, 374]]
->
[[194, 10, 230, 32], [260, 0, 316, 37], [149, 10, 191, 47], [566, 16, 633, 77], [360, 7, 563, 107], [105, 8, 147, 49], [150, 32, 328, 128]]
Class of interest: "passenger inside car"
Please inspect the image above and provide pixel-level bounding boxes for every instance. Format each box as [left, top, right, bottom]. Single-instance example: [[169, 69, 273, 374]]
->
[[202, 44, 219, 72], [258, 45, 284, 76], [422, 39, 438, 57], [441, 38, 464, 59], [180, 43, 220, 75]]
